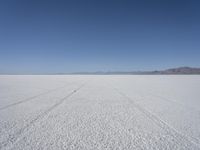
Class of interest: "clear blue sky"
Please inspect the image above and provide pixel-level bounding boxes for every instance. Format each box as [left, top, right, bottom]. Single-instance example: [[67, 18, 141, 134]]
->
[[0, 0, 200, 74]]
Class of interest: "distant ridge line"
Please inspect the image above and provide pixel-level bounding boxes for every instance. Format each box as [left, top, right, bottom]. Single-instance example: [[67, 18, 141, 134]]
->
[[1, 67, 200, 75], [68, 67, 200, 75]]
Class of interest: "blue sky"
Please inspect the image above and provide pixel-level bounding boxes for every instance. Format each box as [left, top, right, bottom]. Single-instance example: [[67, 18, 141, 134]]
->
[[0, 0, 200, 74]]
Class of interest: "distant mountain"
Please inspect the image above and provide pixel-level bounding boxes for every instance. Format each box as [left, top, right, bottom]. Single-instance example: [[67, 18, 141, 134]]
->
[[69, 67, 200, 75], [156, 67, 200, 74]]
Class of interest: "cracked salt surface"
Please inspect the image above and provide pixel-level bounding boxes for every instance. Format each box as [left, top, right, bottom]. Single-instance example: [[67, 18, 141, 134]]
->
[[0, 75, 200, 149]]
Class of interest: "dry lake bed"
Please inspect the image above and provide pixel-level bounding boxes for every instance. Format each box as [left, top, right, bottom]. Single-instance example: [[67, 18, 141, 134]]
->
[[0, 75, 200, 150]]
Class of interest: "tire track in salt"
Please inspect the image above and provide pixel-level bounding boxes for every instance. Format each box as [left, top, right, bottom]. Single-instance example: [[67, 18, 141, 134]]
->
[[130, 89, 200, 145], [0, 83, 86, 150], [144, 91, 200, 113], [112, 87, 200, 149], [128, 86, 200, 113], [0, 84, 71, 111]]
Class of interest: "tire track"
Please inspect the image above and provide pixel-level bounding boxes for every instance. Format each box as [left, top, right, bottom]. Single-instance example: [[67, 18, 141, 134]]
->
[[129, 89, 200, 145], [0, 83, 86, 150], [0, 84, 71, 111], [144, 91, 200, 113], [128, 86, 200, 113], [112, 87, 200, 149]]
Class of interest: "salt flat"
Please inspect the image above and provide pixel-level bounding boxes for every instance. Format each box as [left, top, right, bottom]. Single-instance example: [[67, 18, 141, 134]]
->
[[0, 75, 200, 150]]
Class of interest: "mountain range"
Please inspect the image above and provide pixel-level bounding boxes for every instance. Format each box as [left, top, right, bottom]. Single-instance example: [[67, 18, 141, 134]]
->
[[69, 67, 200, 75]]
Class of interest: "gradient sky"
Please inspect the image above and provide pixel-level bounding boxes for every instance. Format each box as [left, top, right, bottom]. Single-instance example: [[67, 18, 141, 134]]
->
[[0, 0, 200, 74]]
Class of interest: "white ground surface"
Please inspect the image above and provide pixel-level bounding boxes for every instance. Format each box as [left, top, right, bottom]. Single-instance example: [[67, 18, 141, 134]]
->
[[0, 75, 200, 150]]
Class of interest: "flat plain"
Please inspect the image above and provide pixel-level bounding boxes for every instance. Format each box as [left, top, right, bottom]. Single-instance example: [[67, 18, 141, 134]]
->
[[0, 75, 200, 150]]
